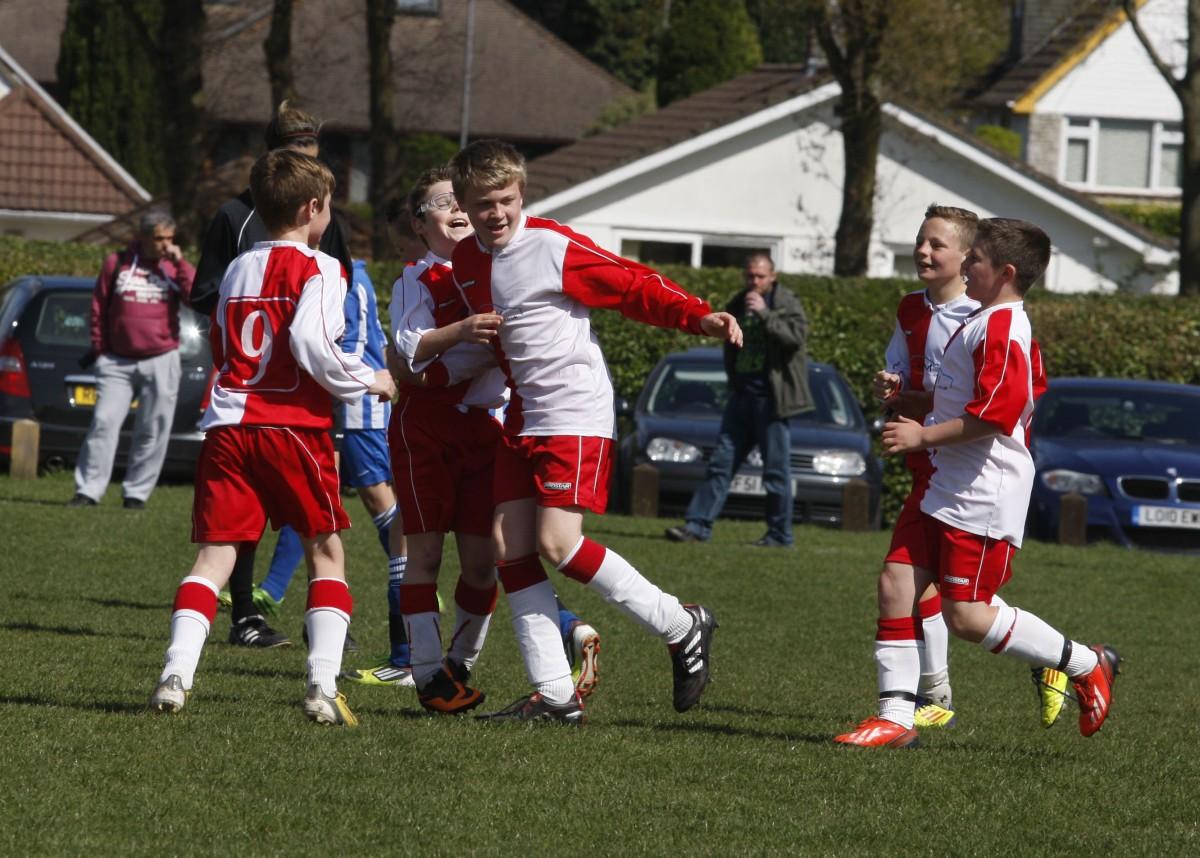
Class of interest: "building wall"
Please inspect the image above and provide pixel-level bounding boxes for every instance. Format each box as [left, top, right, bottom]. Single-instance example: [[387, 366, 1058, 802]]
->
[[1026, 112, 1064, 177], [0, 211, 111, 242]]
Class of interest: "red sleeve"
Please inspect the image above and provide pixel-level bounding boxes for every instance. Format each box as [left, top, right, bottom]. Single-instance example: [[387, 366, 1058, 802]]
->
[[1030, 338, 1048, 402], [173, 258, 196, 305], [91, 252, 120, 353], [965, 309, 1030, 435], [555, 227, 711, 334]]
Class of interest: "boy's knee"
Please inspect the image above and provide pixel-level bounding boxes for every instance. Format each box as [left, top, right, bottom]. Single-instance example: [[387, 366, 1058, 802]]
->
[[536, 533, 572, 568], [941, 600, 990, 643]]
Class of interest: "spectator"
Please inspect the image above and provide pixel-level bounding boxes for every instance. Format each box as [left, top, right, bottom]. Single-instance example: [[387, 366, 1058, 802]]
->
[[665, 253, 810, 547], [69, 209, 195, 509]]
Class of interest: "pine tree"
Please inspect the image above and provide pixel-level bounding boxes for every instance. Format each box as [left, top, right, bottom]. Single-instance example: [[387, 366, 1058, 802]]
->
[[657, 0, 763, 106], [57, 0, 167, 194]]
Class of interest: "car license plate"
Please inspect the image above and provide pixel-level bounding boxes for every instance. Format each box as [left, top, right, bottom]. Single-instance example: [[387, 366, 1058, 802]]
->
[[1132, 505, 1200, 529], [73, 384, 97, 406], [71, 385, 137, 409], [730, 474, 765, 495]]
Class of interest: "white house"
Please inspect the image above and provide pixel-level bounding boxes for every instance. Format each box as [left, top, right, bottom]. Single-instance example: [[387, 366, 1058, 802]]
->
[[525, 66, 1177, 295], [976, 0, 1184, 200]]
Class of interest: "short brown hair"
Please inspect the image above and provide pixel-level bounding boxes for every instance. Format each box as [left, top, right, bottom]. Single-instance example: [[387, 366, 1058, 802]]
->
[[249, 149, 335, 233], [264, 100, 321, 151], [406, 165, 455, 223], [974, 217, 1051, 295], [450, 139, 526, 199], [744, 251, 775, 270], [924, 204, 979, 249]]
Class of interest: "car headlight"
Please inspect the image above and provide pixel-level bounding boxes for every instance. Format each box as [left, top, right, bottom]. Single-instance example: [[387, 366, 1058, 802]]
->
[[1041, 469, 1105, 495], [645, 437, 701, 463], [812, 450, 866, 476]]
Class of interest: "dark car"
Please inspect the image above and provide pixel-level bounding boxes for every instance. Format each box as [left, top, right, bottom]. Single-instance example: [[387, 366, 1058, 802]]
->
[[0, 275, 213, 477], [614, 347, 883, 527], [1029, 377, 1200, 550]]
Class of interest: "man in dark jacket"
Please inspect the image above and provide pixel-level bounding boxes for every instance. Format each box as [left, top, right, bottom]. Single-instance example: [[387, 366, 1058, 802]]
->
[[69, 210, 195, 510], [666, 253, 810, 547]]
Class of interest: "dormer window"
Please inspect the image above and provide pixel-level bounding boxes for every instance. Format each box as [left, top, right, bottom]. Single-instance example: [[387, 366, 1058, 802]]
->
[[395, 0, 439, 14]]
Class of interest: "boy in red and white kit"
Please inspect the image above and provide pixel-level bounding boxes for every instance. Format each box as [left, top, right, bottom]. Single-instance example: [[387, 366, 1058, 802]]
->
[[838, 217, 1119, 748], [147, 150, 396, 726], [449, 139, 742, 723]]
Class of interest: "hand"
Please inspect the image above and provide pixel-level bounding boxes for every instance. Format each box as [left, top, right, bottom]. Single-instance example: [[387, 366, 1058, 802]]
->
[[872, 371, 901, 401], [369, 369, 397, 402], [163, 242, 183, 263], [456, 313, 502, 345], [700, 312, 743, 347], [744, 291, 767, 315], [881, 414, 924, 456]]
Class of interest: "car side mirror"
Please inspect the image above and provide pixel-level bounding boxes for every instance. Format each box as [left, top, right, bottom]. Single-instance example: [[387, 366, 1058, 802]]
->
[[615, 396, 632, 418]]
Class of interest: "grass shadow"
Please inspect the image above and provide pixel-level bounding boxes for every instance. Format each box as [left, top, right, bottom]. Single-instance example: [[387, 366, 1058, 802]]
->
[[0, 620, 156, 641], [84, 597, 169, 611], [609, 717, 827, 744], [0, 693, 147, 716]]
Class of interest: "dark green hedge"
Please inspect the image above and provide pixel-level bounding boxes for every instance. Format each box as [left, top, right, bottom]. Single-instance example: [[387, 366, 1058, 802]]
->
[[0, 235, 116, 286]]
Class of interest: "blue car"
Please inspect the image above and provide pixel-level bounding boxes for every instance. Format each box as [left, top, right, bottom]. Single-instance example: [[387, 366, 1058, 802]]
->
[[1029, 377, 1200, 550], [614, 347, 883, 527]]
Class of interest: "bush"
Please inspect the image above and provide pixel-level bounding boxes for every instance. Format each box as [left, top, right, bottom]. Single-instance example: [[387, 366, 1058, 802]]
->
[[0, 235, 114, 286], [973, 124, 1022, 160], [1104, 201, 1180, 241]]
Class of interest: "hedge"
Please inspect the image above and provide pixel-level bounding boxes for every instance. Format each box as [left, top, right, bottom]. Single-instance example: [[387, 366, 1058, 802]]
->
[[8, 237, 1200, 522]]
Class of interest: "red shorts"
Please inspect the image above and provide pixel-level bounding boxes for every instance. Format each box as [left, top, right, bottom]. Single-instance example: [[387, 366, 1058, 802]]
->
[[192, 425, 350, 542], [922, 513, 1016, 603], [493, 434, 613, 514], [884, 473, 931, 568], [388, 399, 499, 536]]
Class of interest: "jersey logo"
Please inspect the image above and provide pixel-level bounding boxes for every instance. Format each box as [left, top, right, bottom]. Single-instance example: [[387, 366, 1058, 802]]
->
[[944, 575, 970, 585], [543, 481, 573, 491]]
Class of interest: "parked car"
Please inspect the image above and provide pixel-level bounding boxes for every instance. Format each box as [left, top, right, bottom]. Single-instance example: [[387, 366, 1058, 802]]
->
[[614, 347, 883, 527], [0, 275, 212, 478], [1029, 377, 1200, 550]]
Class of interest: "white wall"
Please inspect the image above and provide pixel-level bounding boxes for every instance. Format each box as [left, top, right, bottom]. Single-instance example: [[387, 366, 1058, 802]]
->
[[0, 210, 111, 242]]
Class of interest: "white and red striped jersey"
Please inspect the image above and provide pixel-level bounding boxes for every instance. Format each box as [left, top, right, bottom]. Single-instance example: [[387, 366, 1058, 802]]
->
[[388, 250, 506, 409], [921, 300, 1037, 547], [201, 241, 376, 430], [450, 215, 711, 438], [884, 289, 980, 478]]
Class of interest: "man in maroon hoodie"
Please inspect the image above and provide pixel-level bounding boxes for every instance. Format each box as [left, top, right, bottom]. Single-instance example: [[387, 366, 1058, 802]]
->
[[69, 210, 195, 509]]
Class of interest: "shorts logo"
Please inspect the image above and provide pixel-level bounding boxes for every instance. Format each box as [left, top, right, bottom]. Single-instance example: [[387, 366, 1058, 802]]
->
[[945, 575, 969, 585], [543, 481, 573, 491]]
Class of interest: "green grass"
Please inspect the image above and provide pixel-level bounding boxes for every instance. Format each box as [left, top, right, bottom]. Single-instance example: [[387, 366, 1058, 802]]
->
[[2, 472, 1198, 856]]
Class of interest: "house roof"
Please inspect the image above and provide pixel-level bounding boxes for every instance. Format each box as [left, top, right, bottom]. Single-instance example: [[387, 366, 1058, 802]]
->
[[0, 45, 150, 216], [974, 0, 1136, 112], [1, 0, 632, 146], [526, 64, 830, 203], [526, 64, 1174, 260]]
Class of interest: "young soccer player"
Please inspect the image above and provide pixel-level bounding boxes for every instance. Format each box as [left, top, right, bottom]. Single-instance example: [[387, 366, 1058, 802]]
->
[[448, 140, 742, 724], [147, 149, 396, 726], [837, 217, 1119, 748], [384, 167, 602, 712]]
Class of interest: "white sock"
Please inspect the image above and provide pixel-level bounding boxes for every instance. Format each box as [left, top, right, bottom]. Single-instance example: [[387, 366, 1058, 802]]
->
[[919, 612, 949, 679], [447, 603, 493, 675], [305, 590, 350, 698], [1065, 642, 1100, 677], [507, 578, 572, 700], [161, 576, 219, 689], [564, 543, 684, 638], [406, 610, 443, 689], [536, 675, 577, 705], [875, 640, 920, 729], [981, 605, 1075, 668]]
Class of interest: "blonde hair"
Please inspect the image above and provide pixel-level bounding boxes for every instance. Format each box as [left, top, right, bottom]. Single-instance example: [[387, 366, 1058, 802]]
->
[[250, 149, 335, 233], [450, 139, 526, 199], [924, 204, 979, 249], [264, 100, 321, 151]]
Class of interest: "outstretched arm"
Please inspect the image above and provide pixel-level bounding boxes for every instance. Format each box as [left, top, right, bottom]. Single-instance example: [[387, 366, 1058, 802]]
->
[[881, 413, 996, 456]]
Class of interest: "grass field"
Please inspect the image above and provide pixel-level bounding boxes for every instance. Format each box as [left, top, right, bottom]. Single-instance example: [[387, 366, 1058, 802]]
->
[[2, 471, 1198, 856]]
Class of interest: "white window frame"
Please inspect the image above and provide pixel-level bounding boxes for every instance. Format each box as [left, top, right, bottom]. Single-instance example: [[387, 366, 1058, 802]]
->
[[614, 228, 782, 269], [1060, 117, 1182, 196]]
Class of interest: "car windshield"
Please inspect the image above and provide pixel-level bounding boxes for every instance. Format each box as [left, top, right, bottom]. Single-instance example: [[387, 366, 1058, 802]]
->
[[1036, 388, 1200, 445], [645, 361, 859, 428]]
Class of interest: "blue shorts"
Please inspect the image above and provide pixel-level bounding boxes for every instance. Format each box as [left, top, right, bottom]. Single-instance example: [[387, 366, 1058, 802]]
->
[[340, 429, 392, 489]]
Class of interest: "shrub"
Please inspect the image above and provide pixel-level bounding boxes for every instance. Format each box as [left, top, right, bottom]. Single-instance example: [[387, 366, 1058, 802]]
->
[[1104, 201, 1180, 241], [974, 124, 1022, 160]]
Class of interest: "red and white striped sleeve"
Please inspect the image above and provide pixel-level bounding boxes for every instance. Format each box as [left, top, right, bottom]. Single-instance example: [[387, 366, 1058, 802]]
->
[[964, 308, 1030, 434], [550, 223, 711, 334], [290, 253, 375, 402], [389, 263, 439, 373]]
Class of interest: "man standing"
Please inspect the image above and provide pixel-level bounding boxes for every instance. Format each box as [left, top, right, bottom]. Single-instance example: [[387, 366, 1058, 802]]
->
[[69, 210, 194, 509], [665, 253, 809, 547]]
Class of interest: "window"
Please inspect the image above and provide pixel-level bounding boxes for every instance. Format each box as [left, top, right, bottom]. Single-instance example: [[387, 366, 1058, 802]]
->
[[1061, 117, 1181, 193], [701, 244, 770, 269], [618, 231, 780, 270], [621, 239, 693, 267], [35, 293, 91, 348], [395, 0, 439, 13]]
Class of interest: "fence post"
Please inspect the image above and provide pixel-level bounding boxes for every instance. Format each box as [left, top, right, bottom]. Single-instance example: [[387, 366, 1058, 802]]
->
[[841, 478, 870, 531], [10, 418, 40, 479], [1058, 493, 1088, 546], [631, 463, 659, 518]]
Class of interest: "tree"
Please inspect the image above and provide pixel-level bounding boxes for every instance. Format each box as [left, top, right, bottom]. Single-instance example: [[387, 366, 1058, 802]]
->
[[658, 0, 763, 106], [745, 0, 813, 65], [264, 0, 295, 110], [807, 0, 889, 276], [1122, 0, 1199, 295], [57, 0, 167, 194], [366, 0, 399, 258]]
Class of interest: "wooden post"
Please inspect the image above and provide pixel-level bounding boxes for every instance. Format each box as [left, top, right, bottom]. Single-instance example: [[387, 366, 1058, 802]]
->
[[841, 478, 870, 531], [1058, 493, 1088, 546], [631, 463, 659, 518], [10, 418, 39, 479]]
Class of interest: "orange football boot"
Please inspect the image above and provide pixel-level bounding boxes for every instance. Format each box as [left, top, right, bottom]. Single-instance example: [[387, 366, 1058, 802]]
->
[[834, 716, 919, 748], [1072, 644, 1121, 737]]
